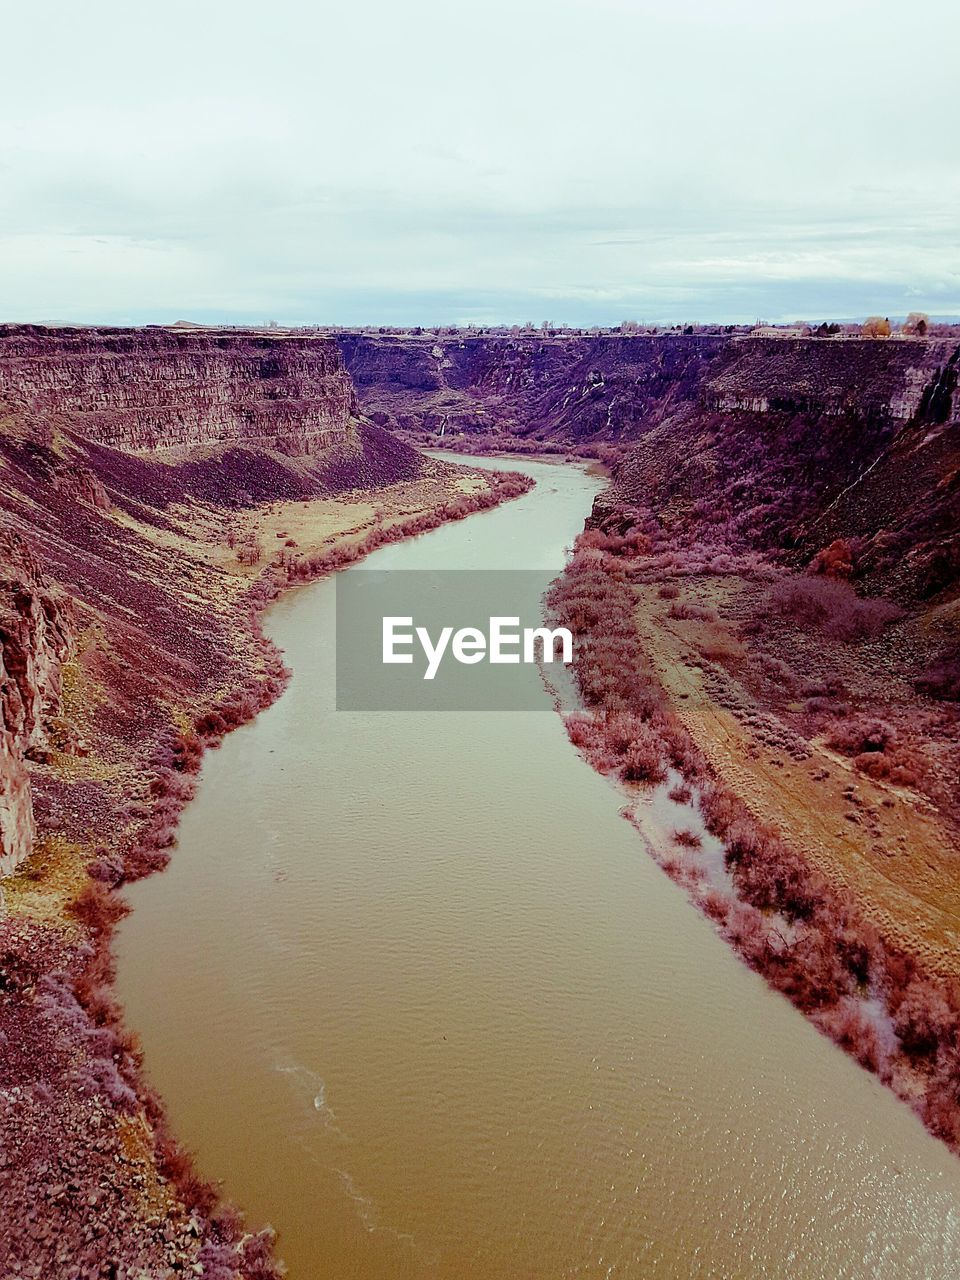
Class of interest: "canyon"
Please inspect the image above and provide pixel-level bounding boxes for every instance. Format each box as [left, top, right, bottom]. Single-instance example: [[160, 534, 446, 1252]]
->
[[0, 324, 428, 875], [1, 323, 959, 1277]]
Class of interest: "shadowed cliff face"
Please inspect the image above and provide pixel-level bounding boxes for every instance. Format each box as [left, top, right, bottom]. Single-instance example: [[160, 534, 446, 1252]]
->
[[339, 332, 729, 439], [0, 326, 360, 456]]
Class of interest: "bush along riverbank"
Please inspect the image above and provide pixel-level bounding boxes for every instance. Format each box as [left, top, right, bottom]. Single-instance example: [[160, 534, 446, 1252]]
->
[[546, 530, 960, 1154]]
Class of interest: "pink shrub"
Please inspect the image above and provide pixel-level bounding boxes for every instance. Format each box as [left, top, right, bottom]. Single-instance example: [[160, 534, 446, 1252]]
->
[[922, 1089, 960, 1148], [565, 712, 604, 753], [724, 901, 776, 969], [726, 826, 825, 923], [620, 729, 667, 784], [826, 714, 928, 789], [698, 781, 748, 838], [68, 883, 130, 934], [702, 888, 730, 923], [891, 977, 959, 1060], [828, 715, 897, 756], [88, 852, 125, 886], [765, 931, 857, 1012], [577, 527, 651, 557]]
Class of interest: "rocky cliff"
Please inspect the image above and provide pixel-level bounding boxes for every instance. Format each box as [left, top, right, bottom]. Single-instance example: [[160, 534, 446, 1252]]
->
[[0, 325, 360, 456], [0, 529, 72, 874], [338, 332, 955, 445], [594, 340, 960, 601]]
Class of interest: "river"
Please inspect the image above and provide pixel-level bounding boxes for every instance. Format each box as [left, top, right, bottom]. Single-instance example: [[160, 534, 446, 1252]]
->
[[115, 456, 960, 1279]]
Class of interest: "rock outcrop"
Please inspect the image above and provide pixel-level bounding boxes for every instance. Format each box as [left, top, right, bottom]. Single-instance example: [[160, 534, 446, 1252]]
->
[[0, 528, 72, 873]]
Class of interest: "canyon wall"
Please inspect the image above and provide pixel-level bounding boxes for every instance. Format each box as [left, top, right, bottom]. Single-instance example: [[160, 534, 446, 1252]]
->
[[0, 325, 359, 456], [338, 332, 955, 444], [598, 340, 959, 601]]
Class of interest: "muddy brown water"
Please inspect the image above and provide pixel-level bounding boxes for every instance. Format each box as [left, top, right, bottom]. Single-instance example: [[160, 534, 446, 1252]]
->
[[115, 457, 960, 1279]]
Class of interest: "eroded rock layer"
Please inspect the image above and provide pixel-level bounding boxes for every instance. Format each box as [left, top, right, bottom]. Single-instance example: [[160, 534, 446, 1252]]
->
[[0, 325, 359, 455], [338, 332, 955, 443]]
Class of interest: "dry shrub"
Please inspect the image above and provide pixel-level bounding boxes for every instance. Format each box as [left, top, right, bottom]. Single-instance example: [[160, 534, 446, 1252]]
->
[[155, 1136, 219, 1216], [814, 998, 885, 1072], [620, 729, 667, 784], [236, 536, 262, 566], [667, 600, 717, 622], [826, 713, 928, 788], [67, 883, 130, 933], [768, 574, 903, 641], [577, 527, 652, 557], [702, 889, 730, 922], [891, 977, 959, 1060], [828, 715, 896, 756], [698, 781, 747, 838]]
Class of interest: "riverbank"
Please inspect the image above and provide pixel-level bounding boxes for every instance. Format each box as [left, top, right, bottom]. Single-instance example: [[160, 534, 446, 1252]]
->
[[0, 444, 531, 1278], [547, 528, 960, 1153]]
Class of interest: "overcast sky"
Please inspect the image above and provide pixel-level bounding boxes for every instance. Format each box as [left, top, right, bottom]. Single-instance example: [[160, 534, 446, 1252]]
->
[[1, 0, 957, 327]]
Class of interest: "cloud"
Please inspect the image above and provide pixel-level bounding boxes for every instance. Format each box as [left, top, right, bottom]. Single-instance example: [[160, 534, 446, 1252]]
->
[[0, 0, 957, 324]]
